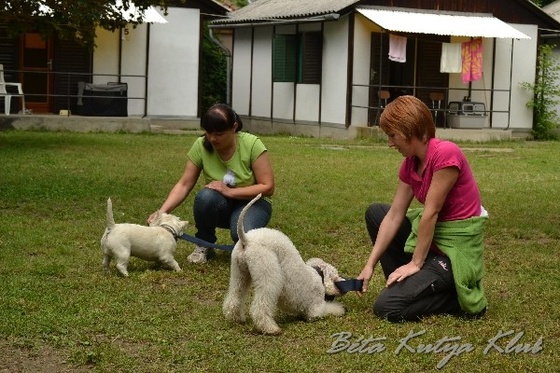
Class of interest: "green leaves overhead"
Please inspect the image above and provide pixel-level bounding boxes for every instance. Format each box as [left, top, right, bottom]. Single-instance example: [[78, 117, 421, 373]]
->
[[1, 0, 172, 48]]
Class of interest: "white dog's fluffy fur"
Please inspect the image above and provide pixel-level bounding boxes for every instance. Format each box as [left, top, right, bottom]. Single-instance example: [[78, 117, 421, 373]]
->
[[222, 194, 346, 335], [101, 198, 188, 277]]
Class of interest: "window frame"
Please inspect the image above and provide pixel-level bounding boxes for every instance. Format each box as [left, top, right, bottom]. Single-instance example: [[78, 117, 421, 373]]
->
[[273, 31, 323, 84]]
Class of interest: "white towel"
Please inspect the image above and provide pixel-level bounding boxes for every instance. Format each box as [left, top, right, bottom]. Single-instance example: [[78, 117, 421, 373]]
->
[[440, 42, 462, 73], [388, 34, 407, 63]]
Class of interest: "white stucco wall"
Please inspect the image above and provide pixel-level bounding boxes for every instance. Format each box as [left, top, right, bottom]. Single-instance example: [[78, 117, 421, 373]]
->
[[251, 27, 272, 118], [92, 28, 119, 84], [232, 27, 253, 116], [551, 41, 560, 120], [92, 28, 120, 84], [147, 7, 199, 117], [295, 85, 321, 122], [93, 7, 200, 117], [496, 24, 537, 131], [272, 82, 294, 120], [232, 20, 349, 126], [121, 24, 149, 116], [321, 17, 349, 126]]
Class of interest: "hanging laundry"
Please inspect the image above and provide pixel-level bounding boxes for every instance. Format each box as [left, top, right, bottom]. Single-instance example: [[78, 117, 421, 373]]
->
[[388, 34, 407, 63], [440, 42, 462, 73], [461, 38, 483, 83], [470, 38, 483, 82]]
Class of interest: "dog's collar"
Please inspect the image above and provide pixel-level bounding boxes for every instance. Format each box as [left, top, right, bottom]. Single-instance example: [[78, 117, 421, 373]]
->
[[160, 223, 180, 239], [312, 266, 335, 302]]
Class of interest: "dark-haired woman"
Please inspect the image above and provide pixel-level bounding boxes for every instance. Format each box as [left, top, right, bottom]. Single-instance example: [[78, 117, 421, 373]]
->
[[148, 103, 275, 263]]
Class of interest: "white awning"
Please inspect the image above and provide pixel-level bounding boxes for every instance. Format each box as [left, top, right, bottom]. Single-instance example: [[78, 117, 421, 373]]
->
[[357, 7, 531, 39]]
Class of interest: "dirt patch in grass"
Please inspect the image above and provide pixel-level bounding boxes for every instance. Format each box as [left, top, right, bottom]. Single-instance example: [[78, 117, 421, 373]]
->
[[0, 341, 90, 373]]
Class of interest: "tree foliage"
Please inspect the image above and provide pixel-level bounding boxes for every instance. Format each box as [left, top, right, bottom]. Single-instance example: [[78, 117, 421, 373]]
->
[[530, 0, 556, 6], [200, 23, 227, 114], [1, 0, 174, 48], [521, 44, 560, 140]]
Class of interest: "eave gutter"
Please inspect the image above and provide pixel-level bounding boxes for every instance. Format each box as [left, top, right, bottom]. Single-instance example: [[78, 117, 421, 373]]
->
[[209, 13, 341, 29]]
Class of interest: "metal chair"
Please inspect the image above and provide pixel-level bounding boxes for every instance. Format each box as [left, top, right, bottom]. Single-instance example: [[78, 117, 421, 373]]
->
[[375, 90, 391, 124], [429, 92, 445, 127], [379, 90, 390, 108], [0, 64, 25, 115]]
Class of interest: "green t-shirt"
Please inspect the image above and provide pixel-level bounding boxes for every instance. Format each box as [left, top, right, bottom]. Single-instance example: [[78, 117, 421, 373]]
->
[[187, 132, 267, 188]]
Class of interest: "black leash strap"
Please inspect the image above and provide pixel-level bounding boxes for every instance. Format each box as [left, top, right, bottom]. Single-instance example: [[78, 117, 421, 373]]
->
[[314, 265, 364, 295], [335, 279, 364, 294], [178, 233, 235, 252]]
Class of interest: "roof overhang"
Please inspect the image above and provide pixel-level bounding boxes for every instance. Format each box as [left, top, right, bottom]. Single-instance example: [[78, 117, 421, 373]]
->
[[357, 6, 531, 39]]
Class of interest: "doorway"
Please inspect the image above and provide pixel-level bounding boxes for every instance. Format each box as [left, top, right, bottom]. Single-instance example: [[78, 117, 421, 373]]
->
[[20, 33, 54, 113]]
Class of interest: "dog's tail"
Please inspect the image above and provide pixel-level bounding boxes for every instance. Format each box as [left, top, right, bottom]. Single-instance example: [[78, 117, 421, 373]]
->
[[106, 198, 115, 229], [236, 193, 262, 248]]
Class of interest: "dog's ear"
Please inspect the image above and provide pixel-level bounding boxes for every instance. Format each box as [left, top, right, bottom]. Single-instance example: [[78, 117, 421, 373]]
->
[[306, 257, 323, 269], [307, 258, 344, 297], [322, 265, 344, 297]]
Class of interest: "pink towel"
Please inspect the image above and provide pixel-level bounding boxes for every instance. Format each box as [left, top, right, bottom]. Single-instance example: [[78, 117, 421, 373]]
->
[[462, 38, 483, 83], [389, 34, 407, 63]]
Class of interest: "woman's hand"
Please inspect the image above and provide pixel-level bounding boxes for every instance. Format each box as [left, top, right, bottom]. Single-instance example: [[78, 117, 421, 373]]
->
[[386, 262, 421, 287], [147, 211, 159, 225], [356, 266, 374, 296], [205, 180, 230, 196]]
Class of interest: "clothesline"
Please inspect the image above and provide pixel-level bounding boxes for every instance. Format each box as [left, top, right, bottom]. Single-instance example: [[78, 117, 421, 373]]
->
[[388, 33, 483, 83]]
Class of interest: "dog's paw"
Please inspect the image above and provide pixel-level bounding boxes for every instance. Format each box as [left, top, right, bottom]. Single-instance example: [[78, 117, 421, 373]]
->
[[325, 301, 346, 317], [223, 304, 247, 323], [256, 324, 282, 336]]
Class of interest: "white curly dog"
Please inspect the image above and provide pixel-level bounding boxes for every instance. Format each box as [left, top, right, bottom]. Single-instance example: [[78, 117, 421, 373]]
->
[[223, 194, 346, 335], [101, 198, 188, 277]]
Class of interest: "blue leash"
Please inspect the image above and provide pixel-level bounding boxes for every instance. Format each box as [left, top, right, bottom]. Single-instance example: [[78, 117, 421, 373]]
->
[[178, 233, 235, 252], [179, 233, 362, 293]]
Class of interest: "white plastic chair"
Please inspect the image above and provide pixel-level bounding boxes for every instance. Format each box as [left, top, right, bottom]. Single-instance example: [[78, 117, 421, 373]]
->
[[0, 64, 26, 115]]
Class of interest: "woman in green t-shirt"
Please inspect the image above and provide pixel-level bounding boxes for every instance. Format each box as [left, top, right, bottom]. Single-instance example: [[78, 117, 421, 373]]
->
[[148, 104, 275, 263]]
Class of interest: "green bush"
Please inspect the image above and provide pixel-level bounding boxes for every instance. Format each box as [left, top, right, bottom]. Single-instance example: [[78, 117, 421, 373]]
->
[[521, 43, 560, 140], [200, 23, 227, 114]]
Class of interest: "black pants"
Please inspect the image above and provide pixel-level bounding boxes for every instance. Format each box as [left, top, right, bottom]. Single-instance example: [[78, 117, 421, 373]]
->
[[365, 203, 462, 322]]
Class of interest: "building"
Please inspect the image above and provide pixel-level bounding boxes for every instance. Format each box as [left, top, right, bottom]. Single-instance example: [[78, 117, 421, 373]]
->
[[210, 0, 560, 139], [0, 0, 232, 118]]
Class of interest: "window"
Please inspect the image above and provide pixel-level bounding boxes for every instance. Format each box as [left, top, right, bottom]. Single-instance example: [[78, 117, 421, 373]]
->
[[273, 32, 322, 84]]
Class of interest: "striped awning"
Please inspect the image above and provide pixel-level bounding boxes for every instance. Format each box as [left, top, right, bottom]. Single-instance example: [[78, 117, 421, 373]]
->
[[357, 7, 531, 39]]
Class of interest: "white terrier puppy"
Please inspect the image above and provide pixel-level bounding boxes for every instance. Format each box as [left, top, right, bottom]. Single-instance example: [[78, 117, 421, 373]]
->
[[223, 194, 346, 335], [101, 198, 188, 277]]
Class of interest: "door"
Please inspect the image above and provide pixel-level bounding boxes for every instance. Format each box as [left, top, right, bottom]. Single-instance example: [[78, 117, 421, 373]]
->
[[20, 33, 54, 113]]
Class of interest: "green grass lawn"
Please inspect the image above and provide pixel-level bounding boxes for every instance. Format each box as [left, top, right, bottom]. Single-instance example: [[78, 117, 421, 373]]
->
[[0, 130, 558, 372]]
